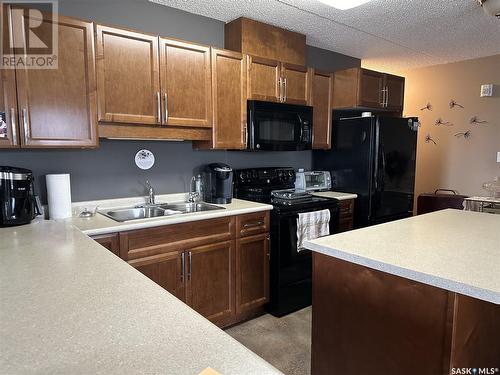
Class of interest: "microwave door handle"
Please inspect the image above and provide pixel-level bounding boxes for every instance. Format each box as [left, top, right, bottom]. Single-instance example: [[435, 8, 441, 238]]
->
[[298, 114, 304, 142]]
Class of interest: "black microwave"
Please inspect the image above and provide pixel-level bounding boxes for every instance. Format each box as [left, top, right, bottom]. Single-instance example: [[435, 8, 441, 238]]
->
[[247, 100, 313, 151]]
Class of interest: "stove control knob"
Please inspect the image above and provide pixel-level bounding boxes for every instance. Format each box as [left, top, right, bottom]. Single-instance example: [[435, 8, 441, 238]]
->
[[252, 171, 258, 179]]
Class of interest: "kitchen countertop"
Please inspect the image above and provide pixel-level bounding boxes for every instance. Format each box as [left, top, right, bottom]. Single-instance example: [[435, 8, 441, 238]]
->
[[0, 219, 281, 374], [304, 209, 500, 304], [69, 198, 273, 236], [311, 191, 357, 201]]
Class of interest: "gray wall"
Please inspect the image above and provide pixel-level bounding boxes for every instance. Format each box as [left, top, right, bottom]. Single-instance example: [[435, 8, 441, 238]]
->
[[0, 0, 360, 203]]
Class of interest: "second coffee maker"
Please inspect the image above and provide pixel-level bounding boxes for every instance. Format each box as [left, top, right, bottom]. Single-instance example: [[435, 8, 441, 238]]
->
[[203, 163, 233, 204]]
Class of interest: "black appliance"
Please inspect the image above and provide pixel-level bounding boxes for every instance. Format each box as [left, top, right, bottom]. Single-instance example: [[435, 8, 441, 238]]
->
[[314, 115, 419, 228], [203, 163, 233, 204], [247, 100, 313, 151], [234, 167, 339, 317], [0, 166, 39, 227]]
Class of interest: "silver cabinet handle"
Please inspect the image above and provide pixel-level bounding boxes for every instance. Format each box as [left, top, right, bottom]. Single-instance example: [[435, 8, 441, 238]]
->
[[283, 77, 287, 102], [187, 251, 192, 280], [156, 92, 161, 122], [385, 86, 389, 107], [164, 93, 168, 124], [10, 108, 17, 145], [278, 77, 283, 102], [180, 252, 185, 282], [243, 122, 248, 147], [380, 88, 386, 107], [22, 108, 29, 142], [243, 221, 264, 228]]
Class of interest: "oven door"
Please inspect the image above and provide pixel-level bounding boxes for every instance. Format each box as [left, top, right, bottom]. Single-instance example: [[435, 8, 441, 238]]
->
[[248, 101, 312, 151]]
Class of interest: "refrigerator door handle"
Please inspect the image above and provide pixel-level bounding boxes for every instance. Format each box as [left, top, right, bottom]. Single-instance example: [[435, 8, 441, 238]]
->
[[373, 121, 380, 191]]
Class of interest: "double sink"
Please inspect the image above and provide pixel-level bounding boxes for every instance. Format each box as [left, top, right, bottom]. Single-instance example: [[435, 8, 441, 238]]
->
[[99, 202, 224, 222]]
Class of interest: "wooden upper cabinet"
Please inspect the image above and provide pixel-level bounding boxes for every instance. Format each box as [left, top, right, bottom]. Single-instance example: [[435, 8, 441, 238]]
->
[[186, 240, 235, 323], [385, 74, 405, 111], [225, 17, 306, 66], [96, 25, 160, 125], [236, 233, 269, 314], [128, 250, 185, 302], [333, 67, 405, 112], [159, 38, 211, 127], [13, 14, 97, 148], [310, 69, 334, 150], [281, 63, 309, 105], [210, 48, 247, 149], [358, 69, 384, 108], [247, 55, 281, 102], [0, 69, 18, 148]]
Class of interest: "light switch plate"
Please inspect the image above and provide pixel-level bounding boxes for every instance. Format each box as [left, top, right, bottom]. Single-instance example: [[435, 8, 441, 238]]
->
[[480, 84, 493, 97]]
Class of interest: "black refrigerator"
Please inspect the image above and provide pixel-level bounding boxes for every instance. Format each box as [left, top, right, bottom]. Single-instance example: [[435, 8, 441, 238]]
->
[[313, 115, 419, 228]]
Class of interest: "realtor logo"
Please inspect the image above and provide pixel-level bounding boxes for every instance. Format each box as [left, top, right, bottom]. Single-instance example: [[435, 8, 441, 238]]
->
[[1, 0, 58, 69]]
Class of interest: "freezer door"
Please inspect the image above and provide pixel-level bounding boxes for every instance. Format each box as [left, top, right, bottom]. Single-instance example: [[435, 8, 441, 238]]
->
[[314, 116, 375, 227], [371, 117, 418, 223]]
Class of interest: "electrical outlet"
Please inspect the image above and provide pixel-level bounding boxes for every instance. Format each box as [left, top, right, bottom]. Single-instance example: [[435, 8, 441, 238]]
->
[[480, 84, 493, 97]]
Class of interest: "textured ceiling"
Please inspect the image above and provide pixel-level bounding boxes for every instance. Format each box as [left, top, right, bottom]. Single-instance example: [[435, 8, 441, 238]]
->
[[148, 0, 500, 72]]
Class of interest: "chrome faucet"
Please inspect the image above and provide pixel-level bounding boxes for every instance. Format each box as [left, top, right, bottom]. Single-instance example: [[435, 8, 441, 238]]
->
[[188, 176, 199, 203], [145, 180, 155, 205]]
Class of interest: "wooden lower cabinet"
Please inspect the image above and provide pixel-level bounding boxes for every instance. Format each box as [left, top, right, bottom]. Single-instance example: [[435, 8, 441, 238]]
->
[[186, 240, 234, 323], [92, 212, 270, 327], [91, 233, 120, 256], [339, 199, 354, 232], [236, 233, 269, 314], [129, 251, 185, 302]]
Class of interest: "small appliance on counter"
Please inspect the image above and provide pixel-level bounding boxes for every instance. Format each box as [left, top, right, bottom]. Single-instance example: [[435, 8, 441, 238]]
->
[[295, 169, 332, 192], [203, 163, 233, 204], [0, 166, 40, 227]]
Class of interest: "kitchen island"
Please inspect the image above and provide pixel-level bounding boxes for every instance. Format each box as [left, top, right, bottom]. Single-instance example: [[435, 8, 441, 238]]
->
[[0, 210, 279, 374], [304, 209, 500, 375]]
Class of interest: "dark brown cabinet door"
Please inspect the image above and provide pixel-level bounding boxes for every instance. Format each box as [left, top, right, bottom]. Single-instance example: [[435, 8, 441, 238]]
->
[[186, 240, 234, 323], [281, 63, 309, 105], [358, 69, 384, 108], [236, 233, 269, 314], [210, 48, 247, 149], [128, 251, 185, 302], [0, 69, 18, 148], [247, 55, 281, 102], [96, 25, 160, 125], [310, 69, 333, 149], [385, 74, 405, 111], [159, 38, 211, 127], [91, 233, 120, 256], [14, 14, 97, 147]]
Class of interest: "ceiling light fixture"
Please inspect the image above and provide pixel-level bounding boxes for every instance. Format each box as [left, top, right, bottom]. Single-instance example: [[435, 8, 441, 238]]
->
[[317, 0, 372, 10]]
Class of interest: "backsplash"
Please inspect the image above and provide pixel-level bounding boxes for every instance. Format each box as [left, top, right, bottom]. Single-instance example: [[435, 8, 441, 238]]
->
[[0, 140, 312, 203]]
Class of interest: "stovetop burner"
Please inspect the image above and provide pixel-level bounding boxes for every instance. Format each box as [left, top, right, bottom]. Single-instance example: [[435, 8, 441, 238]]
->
[[271, 189, 312, 201]]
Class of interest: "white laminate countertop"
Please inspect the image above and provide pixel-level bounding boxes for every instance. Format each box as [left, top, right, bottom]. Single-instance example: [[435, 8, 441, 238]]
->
[[311, 191, 358, 201], [68, 198, 273, 236], [304, 209, 500, 305], [0, 220, 281, 374]]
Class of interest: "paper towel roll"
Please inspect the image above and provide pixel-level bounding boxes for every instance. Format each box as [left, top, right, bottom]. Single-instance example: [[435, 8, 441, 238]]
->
[[46, 174, 72, 220]]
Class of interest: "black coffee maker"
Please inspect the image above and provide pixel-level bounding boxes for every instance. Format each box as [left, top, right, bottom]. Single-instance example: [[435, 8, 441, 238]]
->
[[203, 163, 233, 204], [0, 166, 39, 226]]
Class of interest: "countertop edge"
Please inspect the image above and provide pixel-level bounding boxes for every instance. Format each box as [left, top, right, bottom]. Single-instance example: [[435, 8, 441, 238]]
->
[[80, 204, 274, 236], [304, 241, 500, 305]]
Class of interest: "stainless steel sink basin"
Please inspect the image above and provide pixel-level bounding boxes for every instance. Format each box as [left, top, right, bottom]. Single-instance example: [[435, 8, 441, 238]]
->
[[99, 202, 224, 222], [158, 202, 224, 213]]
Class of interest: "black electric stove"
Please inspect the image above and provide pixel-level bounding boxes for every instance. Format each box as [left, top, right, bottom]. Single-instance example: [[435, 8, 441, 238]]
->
[[234, 167, 340, 317]]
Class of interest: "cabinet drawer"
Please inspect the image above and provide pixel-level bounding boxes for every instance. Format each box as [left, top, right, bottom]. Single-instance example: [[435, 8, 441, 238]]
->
[[120, 216, 235, 260], [236, 211, 270, 237]]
